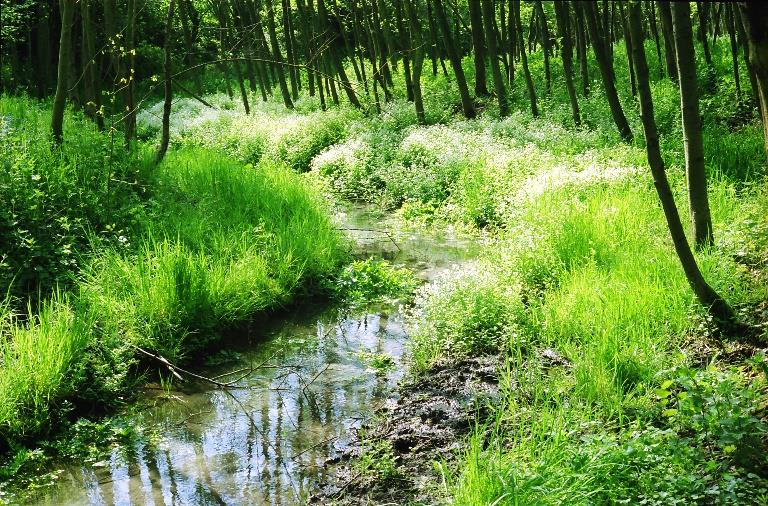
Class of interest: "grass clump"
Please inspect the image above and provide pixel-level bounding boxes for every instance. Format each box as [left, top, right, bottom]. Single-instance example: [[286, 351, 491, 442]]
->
[[332, 257, 417, 308]]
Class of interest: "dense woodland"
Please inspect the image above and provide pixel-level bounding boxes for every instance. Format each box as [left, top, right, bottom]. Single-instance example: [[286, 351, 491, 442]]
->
[[1, 0, 768, 503]]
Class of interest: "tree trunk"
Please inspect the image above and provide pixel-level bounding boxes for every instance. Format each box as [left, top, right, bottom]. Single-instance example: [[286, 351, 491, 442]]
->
[[469, 0, 489, 96], [738, 2, 768, 162], [433, 0, 476, 118], [619, 1, 637, 97], [735, 5, 761, 115], [554, 0, 581, 125], [648, 0, 664, 78], [627, 0, 738, 331], [482, 0, 508, 115], [51, 0, 75, 145], [696, 1, 713, 66], [513, 0, 538, 117], [81, 0, 104, 130], [581, 0, 633, 142], [534, 0, 552, 95], [123, 0, 137, 146], [264, 0, 294, 109], [281, 0, 300, 99], [407, 0, 427, 124], [671, 1, 714, 249], [657, 1, 678, 82], [574, 1, 590, 96], [725, 3, 741, 101], [155, 0, 175, 166]]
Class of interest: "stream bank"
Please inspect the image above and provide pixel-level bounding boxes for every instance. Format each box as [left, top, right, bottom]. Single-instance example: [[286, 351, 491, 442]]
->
[[24, 206, 479, 505]]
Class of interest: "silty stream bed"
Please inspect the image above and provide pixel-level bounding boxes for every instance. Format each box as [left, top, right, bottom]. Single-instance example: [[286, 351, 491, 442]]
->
[[35, 206, 479, 505]]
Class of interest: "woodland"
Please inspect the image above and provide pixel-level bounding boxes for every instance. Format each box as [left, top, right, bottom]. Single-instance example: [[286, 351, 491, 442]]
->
[[1, 0, 768, 504]]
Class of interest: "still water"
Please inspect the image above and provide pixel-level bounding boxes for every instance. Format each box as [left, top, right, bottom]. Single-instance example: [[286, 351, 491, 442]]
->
[[37, 207, 477, 505]]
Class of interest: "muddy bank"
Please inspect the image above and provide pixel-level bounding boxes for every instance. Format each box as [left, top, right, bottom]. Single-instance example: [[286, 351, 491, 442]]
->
[[312, 355, 501, 505]]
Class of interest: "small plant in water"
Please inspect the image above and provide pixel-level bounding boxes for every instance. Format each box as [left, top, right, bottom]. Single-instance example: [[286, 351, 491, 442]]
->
[[334, 257, 418, 307], [356, 350, 396, 376]]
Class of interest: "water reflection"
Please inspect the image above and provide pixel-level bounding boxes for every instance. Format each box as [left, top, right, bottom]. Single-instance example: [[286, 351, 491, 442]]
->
[[38, 207, 478, 505]]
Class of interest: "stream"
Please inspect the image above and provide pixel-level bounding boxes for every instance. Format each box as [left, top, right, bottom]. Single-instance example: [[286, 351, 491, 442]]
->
[[36, 206, 478, 506]]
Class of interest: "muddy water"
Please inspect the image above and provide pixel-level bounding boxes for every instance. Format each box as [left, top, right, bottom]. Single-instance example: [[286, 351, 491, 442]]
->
[[37, 206, 477, 506]]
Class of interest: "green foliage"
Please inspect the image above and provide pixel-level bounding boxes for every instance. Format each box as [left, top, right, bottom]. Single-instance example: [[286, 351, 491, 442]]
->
[[0, 96, 148, 298], [333, 258, 417, 308], [355, 438, 400, 481]]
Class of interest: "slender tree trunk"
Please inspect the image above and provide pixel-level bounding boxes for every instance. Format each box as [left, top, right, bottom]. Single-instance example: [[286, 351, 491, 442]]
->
[[407, 0, 427, 124], [296, 0, 316, 97], [124, 0, 137, 147], [482, 0, 508, 115], [264, 0, 294, 109], [738, 3, 768, 162], [534, 0, 552, 95], [735, 6, 761, 116], [155, 0, 175, 166], [574, 1, 590, 96], [657, 1, 678, 82], [696, 1, 713, 66], [671, 1, 714, 249], [469, 0, 489, 96], [581, 0, 633, 142], [81, 0, 104, 130], [433, 0, 476, 118], [725, 3, 741, 101], [554, 1, 581, 125], [281, 0, 299, 99], [51, 0, 75, 145], [627, 0, 738, 330], [178, 0, 203, 95], [648, 1, 664, 78], [506, 0, 516, 85], [619, 1, 637, 97], [513, 0, 537, 117]]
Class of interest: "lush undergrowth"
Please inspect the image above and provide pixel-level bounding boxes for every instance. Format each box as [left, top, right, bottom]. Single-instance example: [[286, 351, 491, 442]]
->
[[0, 97, 346, 452], [2, 35, 767, 505]]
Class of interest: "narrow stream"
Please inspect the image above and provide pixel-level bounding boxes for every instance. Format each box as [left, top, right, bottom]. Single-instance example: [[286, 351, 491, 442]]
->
[[37, 206, 478, 505]]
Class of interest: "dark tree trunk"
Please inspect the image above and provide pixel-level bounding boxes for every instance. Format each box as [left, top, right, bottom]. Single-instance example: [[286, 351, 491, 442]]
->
[[574, 1, 590, 96], [657, 1, 678, 82], [433, 0, 476, 118], [619, 1, 637, 97], [52, 0, 75, 145], [696, 1, 713, 66], [648, 0, 664, 78], [482, 0, 508, 115], [513, 0, 537, 117], [725, 3, 741, 101], [469, 0, 490, 96], [155, 0, 175, 166], [554, 0, 581, 125], [534, 0, 552, 95], [671, 1, 714, 249], [124, 0, 137, 147], [81, 0, 103, 130], [627, 0, 738, 331], [581, 0, 633, 142], [407, 0, 427, 124], [264, 0, 294, 109], [738, 2, 768, 161], [281, 0, 299, 100], [735, 4, 761, 115]]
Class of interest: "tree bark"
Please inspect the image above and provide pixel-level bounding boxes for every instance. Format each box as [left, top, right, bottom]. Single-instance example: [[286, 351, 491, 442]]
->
[[407, 0, 427, 124], [657, 1, 678, 82], [433, 0, 476, 118], [554, 1, 581, 125], [482, 0, 508, 116], [534, 0, 552, 95], [155, 0, 175, 166], [513, 0, 537, 117], [469, 0, 489, 96], [738, 2, 768, 162], [627, 0, 738, 331], [124, 0, 137, 147], [671, 1, 714, 249], [81, 0, 104, 130], [725, 2, 741, 101], [51, 0, 75, 145], [581, 0, 633, 142], [264, 0, 294, 109], [696, 1, 713, 66], [574, 1, 590, 96], [281, 0, 300, 99]]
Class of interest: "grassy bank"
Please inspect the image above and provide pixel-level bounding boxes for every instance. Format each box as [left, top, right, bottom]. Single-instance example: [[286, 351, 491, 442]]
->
[[0, 96, 346, 452]]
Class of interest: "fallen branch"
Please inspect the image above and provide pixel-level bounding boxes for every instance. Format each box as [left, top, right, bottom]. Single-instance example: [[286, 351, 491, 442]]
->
[[134, 346, 253, 389]]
